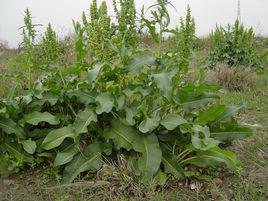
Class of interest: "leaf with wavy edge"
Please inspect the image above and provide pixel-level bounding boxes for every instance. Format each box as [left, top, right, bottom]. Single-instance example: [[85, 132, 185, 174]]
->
[[22, 111, 60, 126]]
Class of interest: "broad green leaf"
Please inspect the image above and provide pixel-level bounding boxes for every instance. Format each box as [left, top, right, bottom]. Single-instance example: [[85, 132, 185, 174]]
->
[[22, 111, 60, 126], [87, 63, 103, 82], [133, 134, 162, 183], [104, 119, 140, 151], [138, 116, 160, 133], [127, 55, 155, 74], [21, 139, 37, 154], [161, 145, 185, 179], [66, 89, 97, 105], [73, 107, 97, 134], [161, 114, 187, 130], [184, 147, 242, 171], [54, 145, 79, 167], [175, 84, 220, 112], [211, 127, 252, 141], [33, 93, 59, 106], [125, 106, 138, 126], [95, 92, 114, 115], [62, 142, 103, 184], [151, 71, 175, 99], [192, 125, 220, 151], [195, 104, 226, 125], [211, 105, 244, 126], [42, 127, 76, 150], [0, 118, 24, 138], [179, 93, 219, 112]]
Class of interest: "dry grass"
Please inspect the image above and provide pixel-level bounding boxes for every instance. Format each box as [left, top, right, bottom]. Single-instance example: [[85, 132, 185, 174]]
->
[[205, 63, 257, 91]]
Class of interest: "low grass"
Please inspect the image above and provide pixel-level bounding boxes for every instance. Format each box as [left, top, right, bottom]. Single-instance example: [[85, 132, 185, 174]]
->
[[0, 48, 268, 201]]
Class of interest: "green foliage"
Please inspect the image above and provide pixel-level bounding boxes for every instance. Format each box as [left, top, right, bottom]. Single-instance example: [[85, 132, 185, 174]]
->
[[114, 0, 137, 48], [20, 8, 38, 88], [0, 1, 253, 186], [166, 5, 195, 72], [39, 23, 61, 64], [82, 0, 114, 61], [208, 20, 263, 69], [177, 6, 196, 69]]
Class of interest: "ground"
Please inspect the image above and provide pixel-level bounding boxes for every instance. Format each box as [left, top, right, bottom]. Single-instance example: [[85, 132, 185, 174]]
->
[[0, 49, 267, 201]]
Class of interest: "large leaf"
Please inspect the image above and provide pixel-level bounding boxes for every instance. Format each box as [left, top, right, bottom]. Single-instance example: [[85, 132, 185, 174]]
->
[[31, 93, 59, 107], [184, 147, 242, 171], [95, 92, 114, 115], [66, 89, 97, 105], [211, 127, 252, 141], [161, 145, 185, 179], [195, 104, 226, 125], [211, 105, 244, 126], [138, 116, 160, 133], [104, 119, 140, 151], [133, 134, 162, 183], [178, 93, 219, 112], [62, 142, 103, 184], [22, 111, 60, 126], [87, 63, 103, 82], [127, 55, 156, 74], [175, 84, 220, 112], [42, 127, 76, 150], [54, 144, 79, 167], [151, 71, 175, 99], [125, 106, 138, 126], [161, 114, 187, 130], [73, 107, 97, 134], [21, 139, 37, 154], [0, 118, 24, 138]]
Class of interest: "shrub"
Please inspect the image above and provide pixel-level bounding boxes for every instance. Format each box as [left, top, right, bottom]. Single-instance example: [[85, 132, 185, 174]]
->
[[208, 20, 263, 70], [0, 40, 9, 51], [205, 63, 257, 91], [0, 1, 253, 186]]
